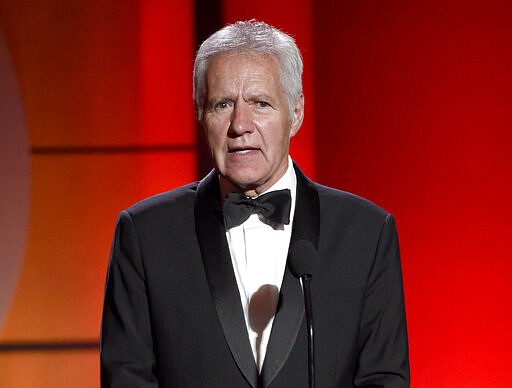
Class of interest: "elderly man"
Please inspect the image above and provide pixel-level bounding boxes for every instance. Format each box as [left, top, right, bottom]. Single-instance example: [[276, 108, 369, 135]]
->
[[101, 20, 409, 387]]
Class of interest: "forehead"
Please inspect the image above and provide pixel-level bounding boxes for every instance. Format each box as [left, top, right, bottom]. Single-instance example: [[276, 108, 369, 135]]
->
[[205, 52, 282, 89]]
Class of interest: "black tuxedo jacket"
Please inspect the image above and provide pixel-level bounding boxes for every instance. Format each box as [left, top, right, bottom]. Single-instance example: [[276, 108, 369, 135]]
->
[[101, 166, 409, 387]]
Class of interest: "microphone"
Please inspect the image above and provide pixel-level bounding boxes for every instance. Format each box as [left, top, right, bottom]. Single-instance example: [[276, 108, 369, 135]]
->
[[288, 240, 317, 388], [288, 240, 316, 279]]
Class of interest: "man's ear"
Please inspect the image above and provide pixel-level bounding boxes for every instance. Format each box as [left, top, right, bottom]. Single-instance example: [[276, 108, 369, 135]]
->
[[290, 93, 304, 138], [198, 116, 207, 139]]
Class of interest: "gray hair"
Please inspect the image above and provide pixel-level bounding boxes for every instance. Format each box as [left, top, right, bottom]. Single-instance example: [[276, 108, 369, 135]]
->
[[193, 20, 303, 121]]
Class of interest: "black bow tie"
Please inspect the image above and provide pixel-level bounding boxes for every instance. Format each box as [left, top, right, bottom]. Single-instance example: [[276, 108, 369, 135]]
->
[[223, 189, 292, 229]]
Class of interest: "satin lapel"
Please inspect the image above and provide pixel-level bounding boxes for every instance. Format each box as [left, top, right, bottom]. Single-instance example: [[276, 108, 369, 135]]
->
[[194, 171, 258, 388], [261, 164, 320, 387]]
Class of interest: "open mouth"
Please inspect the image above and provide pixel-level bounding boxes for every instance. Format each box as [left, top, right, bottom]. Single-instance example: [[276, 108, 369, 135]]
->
[[228, 147, 258, 154]]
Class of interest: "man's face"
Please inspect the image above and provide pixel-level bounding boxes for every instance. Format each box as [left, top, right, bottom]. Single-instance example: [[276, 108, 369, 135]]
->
[[202, 52, 304, 197]]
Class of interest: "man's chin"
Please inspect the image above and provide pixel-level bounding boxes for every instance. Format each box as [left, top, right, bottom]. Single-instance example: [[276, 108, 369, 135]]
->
[[219, 173, 266, 196]]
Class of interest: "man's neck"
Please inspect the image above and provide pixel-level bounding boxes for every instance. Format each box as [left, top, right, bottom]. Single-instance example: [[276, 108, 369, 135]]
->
[[218, 157, 293, 199]]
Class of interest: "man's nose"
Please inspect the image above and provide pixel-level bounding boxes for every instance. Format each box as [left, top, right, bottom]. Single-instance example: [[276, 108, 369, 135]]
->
[[229, 102, 253, 135]]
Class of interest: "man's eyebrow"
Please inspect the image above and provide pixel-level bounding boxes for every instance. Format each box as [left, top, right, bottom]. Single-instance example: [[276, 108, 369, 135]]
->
[[206, 95, 229, 103], [245, 92, 276, 101]]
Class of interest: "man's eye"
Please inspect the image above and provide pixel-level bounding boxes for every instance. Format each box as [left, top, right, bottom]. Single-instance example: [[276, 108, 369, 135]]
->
[[215, 101, 231, 110], [256, 101, 270, 108]]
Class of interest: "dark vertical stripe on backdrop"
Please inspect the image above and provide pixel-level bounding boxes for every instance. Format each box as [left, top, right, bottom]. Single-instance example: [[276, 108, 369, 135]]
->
[[194, 0, 223, 179]]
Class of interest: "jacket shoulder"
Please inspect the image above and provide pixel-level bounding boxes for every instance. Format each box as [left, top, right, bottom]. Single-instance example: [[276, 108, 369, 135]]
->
[[313, 182, 390, 223], [294, 163, 390, 222], [124, 181, 199, 220]]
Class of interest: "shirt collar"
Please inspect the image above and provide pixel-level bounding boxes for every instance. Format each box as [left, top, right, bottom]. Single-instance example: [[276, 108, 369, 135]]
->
[[257, 156, 296, 197], [257, 156, 297, 223]]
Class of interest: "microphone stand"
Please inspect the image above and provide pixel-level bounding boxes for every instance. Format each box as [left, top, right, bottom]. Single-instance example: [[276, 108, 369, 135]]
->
[[300, 274, 315, 388], [288, 239, 317, 388]]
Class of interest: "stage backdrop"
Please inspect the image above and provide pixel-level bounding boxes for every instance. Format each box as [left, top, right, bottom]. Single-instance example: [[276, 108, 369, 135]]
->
[[1, 1, 510, 386]]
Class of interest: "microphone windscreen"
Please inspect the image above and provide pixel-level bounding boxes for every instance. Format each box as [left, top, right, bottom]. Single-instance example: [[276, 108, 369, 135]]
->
[[288, 240, 317, 278]]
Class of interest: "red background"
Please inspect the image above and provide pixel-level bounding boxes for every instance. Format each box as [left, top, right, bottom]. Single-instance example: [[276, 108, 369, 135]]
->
[[1, 1, 511, 386]]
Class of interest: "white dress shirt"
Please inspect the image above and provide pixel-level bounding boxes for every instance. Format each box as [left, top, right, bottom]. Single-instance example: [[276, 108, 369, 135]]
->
[[225, 157, 297, 371]]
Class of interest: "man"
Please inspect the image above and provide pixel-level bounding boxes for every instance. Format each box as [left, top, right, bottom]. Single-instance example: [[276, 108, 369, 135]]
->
[[101, 20, 410, 387]]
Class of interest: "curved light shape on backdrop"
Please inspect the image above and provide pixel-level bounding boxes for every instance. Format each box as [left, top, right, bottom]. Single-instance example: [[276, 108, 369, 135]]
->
[[0, 31, 31, 330]]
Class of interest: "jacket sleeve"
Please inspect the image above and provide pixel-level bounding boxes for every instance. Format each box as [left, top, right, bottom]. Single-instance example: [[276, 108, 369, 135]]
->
[[100, 210, 158, 387], [354, 214, 410, 387]]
